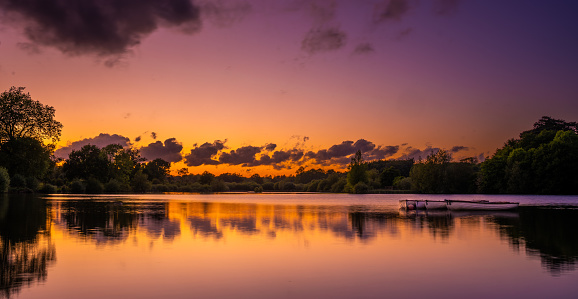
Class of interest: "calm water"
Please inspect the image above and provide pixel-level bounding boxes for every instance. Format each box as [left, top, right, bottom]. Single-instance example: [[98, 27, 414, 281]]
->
[[2, 193, 578, 299]]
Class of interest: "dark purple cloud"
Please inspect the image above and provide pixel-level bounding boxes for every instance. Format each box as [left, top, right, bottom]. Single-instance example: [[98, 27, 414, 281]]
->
[[199, 0, 251, 28], [0, 0, 201, 58], [433, 0, 461, 16], [140, 138, 183, 162], [265, 143, 277, 151], [302, 27, 347, 54], [353, 43, 375, 55], [306, 139, 399, 166], [218, 145, 262, 166], [54, 133, 131, 159], [374, 0, 411, 22], [183, 140, 225, 166], [449, 145, 469, 153], [396, 146, 440, 161]]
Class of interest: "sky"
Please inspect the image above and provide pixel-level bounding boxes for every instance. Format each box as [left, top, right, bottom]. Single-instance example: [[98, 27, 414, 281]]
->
[[1, 0, 578, 176]]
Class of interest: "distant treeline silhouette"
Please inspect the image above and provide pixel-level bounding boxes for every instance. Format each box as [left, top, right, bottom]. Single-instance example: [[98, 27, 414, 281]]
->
[[1, 86, 577, 194]]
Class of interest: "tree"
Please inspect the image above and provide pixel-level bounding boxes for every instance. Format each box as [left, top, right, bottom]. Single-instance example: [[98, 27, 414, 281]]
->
[[63, 145, 110, 182], [0, 87, 62, 144], [0, 137, 52, 179], [478, 116, 578, 194], [346, 150, 368, 192], [0, 167, 9, 193], [144, 158, 171, 183], [379, 166, 400, 187]]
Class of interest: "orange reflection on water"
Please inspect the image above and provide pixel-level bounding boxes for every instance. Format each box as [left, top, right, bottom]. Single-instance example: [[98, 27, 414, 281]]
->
[[9, 198, 578, 299]]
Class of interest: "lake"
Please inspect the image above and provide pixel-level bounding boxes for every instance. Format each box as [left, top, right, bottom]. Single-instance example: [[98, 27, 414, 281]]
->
[[1, 193, 578, 299]]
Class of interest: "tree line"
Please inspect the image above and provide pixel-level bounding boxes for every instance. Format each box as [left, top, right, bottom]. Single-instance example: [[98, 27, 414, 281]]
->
[[1, 86, 577, 195]]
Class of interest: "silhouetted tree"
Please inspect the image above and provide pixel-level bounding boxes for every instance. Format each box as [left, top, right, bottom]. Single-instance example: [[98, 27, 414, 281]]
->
[[0, 137, 52, 179], [346, 150, 368, 192], [0, 86, 62, 144], [144, 158, 171, 183]]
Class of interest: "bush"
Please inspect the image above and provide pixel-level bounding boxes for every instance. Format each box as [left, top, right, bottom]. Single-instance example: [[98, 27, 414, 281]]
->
[[69, 179, 85, 193], [39, 183, 58, 194], [262, 182, 275, 190], [11, 174, 27, 188], [283, 182, 296, 191], [86, 178, 104, 194], [26, 177, 40, 191], [393, 176, 412, 190], [0, 167, 9, 193], [254, 186, 263, 193], [353, 182, 369, 194], [131, 171, 151, 193], [307, 180, 320, 192], [151, 184, 170, 193], [210, 179, 229, 192], [331, 178, 347, 193]]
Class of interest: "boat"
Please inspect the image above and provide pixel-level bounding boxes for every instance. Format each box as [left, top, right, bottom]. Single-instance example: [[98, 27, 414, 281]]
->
[[399, 199, 447, 210], [424, 200, 447, 210], [444, 199, 519, 211]]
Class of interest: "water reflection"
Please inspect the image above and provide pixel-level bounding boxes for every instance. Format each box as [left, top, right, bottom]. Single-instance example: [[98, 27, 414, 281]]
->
[[2, 196, 578, 298], [0, 195, 56, 299], [493, 207, 578, 276]]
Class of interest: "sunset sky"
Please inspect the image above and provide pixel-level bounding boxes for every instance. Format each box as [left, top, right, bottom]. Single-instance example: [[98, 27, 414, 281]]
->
[[1, 0, 577, 175]]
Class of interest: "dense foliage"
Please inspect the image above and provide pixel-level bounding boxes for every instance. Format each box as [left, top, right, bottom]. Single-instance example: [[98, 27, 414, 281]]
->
[[478, 117, 578, 194]]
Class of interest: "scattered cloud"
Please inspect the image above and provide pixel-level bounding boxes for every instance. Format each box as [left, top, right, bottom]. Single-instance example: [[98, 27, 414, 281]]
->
[[449, 145, 468, 153], [396, 145, 440, 161], [395, 28, 413, 41], [140, 138, 183, 162], [433, 0, 461, 16], [301, 27, 347, 54], [54, 133, 131, 159], [16, 42, 42, 54], [151, 132, 157, 140], [218, 145, 262, 166], [306, 139, 399, 166], [183, 140, 226, 166], [374, 0, 412, 22], [198, 0, 252, 28], [353, 43, 375, 55]]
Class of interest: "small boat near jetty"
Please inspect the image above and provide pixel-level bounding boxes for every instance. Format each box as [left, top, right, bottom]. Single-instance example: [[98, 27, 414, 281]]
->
[[399, 199, 446, 210], [444, 199, 519, 211]]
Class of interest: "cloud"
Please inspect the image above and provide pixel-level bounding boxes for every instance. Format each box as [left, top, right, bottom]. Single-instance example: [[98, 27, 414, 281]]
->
[[183, 140, 226, 166], [218, 145, 262, 166], [16, 42, 42, 54], [135, 136, 142, 142], [0, 0, 202, 58], [151, 132, 157, 140], [301, 27, 347, 54], [265, 143, 277, 151], [140, 138, 183, 162], [198, 0, 252, 28], [395, 28, 413, 41], [396, 146, 440, 161], [449, 145, 468, 153], [54, 133, 131, 159], [353, 43, 375, 55], [306, 139, 399, 166], [433, 0, 461, 16], [374, 0, 412, 22]]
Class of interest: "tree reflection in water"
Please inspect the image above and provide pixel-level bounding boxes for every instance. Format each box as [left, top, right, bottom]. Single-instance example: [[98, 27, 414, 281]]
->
[[0, 195, 56, 299], [3, 196, 578, 299], [492, 206, 578, 276]]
